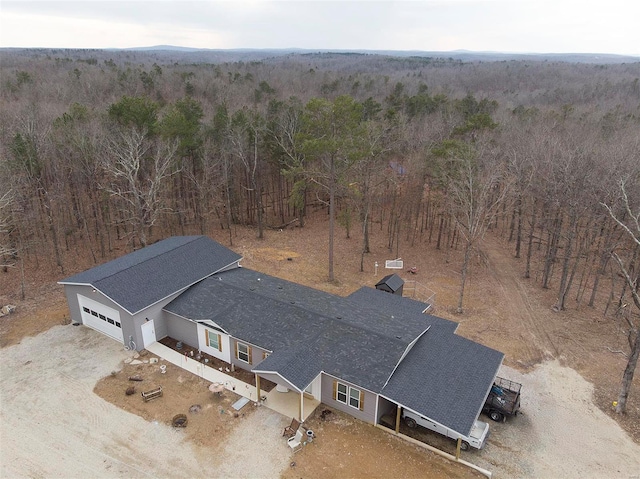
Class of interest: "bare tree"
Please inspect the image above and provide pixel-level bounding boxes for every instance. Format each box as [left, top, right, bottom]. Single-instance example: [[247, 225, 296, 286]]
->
[[0, 189, 16, 264], [102, 128, 178, 247], [435, 140, 512, 313], [602, 178, 640, 414], [228, 108, 267, 239]]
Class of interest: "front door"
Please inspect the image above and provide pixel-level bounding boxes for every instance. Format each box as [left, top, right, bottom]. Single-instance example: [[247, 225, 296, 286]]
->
[[141, 319, 156, 348]]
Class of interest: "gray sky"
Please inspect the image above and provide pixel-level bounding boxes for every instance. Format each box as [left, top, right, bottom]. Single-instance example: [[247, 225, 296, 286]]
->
[[1, 0, 638, 55]]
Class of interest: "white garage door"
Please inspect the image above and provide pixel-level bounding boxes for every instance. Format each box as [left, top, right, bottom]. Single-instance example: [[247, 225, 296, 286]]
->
[[77, 295, 123, 342]]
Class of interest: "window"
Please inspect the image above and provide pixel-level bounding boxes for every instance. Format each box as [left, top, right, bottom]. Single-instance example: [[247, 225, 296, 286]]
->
[[349, 388, 360, 409], [334, 381, 363, 410], [205, 329, 222, 352], [337, 383, 347, 403], [208, 332, 219, 350], [237, 342, 250, 363], [81, 305, 121, 329]]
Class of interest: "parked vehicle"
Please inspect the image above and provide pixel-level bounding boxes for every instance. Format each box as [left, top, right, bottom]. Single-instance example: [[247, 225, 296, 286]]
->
[[483, 376, 522, 422], [402, 409, 490, 450]]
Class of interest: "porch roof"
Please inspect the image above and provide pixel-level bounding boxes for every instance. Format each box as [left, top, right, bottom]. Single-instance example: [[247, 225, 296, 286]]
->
[[381, 326, 503, 436]]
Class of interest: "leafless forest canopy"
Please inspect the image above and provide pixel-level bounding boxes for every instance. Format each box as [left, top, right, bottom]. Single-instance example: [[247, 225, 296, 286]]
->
[[1, 49, 639, 321]]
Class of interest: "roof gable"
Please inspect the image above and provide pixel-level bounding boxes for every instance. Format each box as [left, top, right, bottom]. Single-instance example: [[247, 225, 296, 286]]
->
[[60, 236, 241, 314], [381, 327, 503, 436]]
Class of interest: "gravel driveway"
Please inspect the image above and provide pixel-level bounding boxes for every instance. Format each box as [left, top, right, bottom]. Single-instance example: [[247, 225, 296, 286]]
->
[[0, 324, 291, 478], [3, 324, 640, 479], [473, 363, 640, 479]]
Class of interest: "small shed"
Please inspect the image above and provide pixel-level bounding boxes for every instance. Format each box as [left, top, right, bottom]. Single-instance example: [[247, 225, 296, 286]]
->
[[375, 274, 404, 296]]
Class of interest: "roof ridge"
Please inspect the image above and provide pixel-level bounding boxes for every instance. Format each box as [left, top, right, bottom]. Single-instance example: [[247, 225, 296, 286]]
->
[[214, 271, 410, 346], [92, 236, 204, 284]]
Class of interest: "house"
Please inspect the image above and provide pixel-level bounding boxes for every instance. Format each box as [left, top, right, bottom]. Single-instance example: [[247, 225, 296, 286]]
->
[[60, 236, 503, 442]]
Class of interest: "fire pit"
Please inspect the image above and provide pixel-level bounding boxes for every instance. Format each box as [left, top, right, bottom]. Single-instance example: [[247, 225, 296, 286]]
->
[[172, 414, 188, 427]]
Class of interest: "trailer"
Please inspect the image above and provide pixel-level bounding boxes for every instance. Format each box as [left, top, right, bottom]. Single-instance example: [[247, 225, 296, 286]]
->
[[402, 409, 490, 450], [483, 376, 521, 422]]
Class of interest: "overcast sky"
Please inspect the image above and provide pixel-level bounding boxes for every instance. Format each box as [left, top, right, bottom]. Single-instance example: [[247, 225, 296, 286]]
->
[[1, 0, 638, 55]]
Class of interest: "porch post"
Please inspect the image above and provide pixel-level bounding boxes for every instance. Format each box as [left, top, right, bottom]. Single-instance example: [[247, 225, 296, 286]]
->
[[299, 392, 303, 422], [395, 406, 402, 433], [255, 374, 261, 401]]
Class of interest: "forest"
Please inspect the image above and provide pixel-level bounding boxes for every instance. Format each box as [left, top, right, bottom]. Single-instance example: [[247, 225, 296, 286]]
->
[[1, 48, 639, 410]]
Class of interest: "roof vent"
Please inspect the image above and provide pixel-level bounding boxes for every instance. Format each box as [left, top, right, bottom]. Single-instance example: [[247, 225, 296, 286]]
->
[[336, 316, 342, 319], [278, 286, 283, 290], [396, 335, 402, 339], [290, 301, 295, 304]]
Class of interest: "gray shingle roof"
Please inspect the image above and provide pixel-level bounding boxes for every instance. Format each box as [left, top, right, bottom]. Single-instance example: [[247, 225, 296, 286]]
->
[[381, 326, 504, 436], [165, 269, 413, 392], [60, 236, 241, 314], [375, 273, 405, 292], [160, 244, 502, 434], [347, 287, 448, 331], [202, 269, 439, 343]]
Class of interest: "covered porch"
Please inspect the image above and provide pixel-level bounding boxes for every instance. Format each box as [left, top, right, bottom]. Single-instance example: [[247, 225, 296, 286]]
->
[[262, 385, 320, 422], [145, 341, 320, 421]]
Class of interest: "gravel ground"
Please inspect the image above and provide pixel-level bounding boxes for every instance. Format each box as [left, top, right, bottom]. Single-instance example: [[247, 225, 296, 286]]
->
[[0, 324, 290, 479], [473, 362, 640, 479], [2, 324, 639, 479]]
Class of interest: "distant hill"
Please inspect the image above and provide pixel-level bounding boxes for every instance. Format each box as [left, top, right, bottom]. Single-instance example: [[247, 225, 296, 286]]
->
[[2, 46, 638, 65], [116, 45, 639, 64]]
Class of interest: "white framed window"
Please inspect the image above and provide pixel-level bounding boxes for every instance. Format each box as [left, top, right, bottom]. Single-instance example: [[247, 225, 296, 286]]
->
[[335, 381, 362, 410], [237, 342, 250, 363], [337, 383, 348, 403], [349, 387, 360, 409]]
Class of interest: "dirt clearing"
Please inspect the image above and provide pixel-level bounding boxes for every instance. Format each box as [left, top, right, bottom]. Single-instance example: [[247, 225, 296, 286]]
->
[[1, 215, 639, 478], [0, 325, 292, 479]]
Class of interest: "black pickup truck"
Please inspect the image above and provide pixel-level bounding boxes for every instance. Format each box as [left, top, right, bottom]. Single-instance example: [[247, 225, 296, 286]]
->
[[483, 376, 522, 422]]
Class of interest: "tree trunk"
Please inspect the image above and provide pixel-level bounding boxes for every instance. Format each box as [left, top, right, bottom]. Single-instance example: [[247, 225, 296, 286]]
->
[[436, 214, 444, 250], [525, 202, 537, 279], [515, 196, 523, 258], [543, 210, 563, 289], [457, 239, 472, 314], [555, 209, 577, 310], [616, 329, 640, 414], [328, 154, 335, 282]]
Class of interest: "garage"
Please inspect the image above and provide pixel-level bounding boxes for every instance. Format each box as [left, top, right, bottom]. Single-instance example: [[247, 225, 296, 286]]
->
[[77, 295, 123, 342]]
